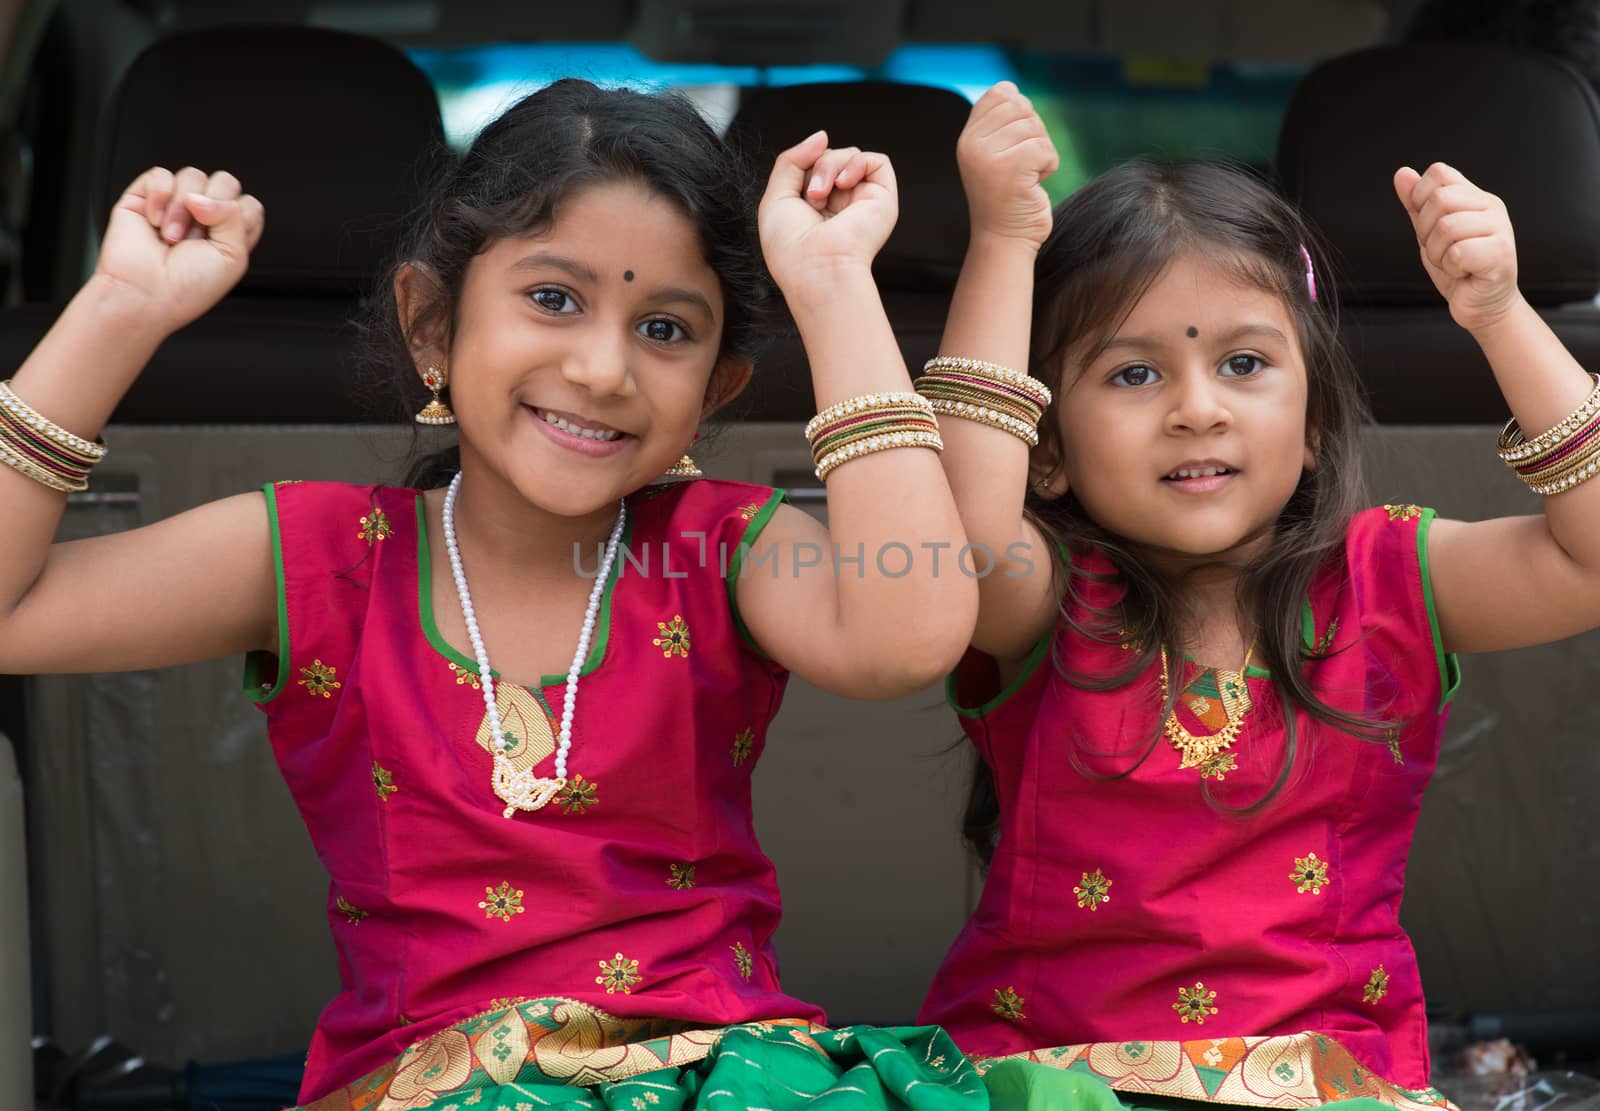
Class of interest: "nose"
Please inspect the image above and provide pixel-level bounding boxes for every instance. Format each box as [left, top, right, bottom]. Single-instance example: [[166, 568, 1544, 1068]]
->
[[559, 323, 635, 399], [1165, 366, 1231, 434]]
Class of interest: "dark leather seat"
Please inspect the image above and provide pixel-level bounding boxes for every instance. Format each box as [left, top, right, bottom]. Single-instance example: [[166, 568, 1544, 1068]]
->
[[1277, 42, 1600, 422], [724, 81, 972, 420], [0, 27, 445, 422]]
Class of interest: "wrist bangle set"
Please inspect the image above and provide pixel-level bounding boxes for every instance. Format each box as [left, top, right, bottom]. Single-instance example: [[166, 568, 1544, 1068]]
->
[[803, 357, 1053, 481], [0, 380, 107, 493], [1498, 372, 1600, 495]]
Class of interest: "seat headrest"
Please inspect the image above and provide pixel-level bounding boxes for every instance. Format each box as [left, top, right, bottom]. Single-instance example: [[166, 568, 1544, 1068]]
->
[[100, 27, 445, 295], [726, 81, 971, 293], [1277, 42, 1600, 305]]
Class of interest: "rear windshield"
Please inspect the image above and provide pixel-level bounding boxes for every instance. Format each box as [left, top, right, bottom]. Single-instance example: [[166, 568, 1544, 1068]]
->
[[407, 43, 1304, 200]]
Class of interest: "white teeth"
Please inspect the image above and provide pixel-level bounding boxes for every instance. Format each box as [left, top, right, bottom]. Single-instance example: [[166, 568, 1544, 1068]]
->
[[542, 410, 621, 442], [1169, 466, 1229, 479]]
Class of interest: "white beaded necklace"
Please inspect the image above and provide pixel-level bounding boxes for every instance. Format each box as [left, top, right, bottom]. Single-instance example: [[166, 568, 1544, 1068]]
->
[[442, 472, 626, 818]]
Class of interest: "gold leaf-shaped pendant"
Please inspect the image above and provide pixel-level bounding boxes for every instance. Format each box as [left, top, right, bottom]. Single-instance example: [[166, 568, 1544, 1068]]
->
[[474, 684, 557, 772]]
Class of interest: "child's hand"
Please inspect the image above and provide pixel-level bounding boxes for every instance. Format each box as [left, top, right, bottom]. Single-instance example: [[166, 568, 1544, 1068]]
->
[[957, 82, 1058, 250], [1393, 163, 1521, 335], [93, 166, 265, 333], [758, 131, 897, 295]]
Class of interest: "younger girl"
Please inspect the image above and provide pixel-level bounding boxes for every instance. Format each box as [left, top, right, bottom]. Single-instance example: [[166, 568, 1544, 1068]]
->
[[915, 84, 1600, 1108], [0, 80, 985, 1109]]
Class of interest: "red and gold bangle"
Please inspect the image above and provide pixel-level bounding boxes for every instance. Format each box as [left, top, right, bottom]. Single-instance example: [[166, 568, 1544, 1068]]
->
[[810, 411, 939, 463], [814, 427, 944, 481], [0, 381, 108, 462], [1497, 373, 1600, 465], [915, 356, 1051, 445], [804, 391, 933, 442], [922, 356, 1052, 409], [0, 381, 105, 493]]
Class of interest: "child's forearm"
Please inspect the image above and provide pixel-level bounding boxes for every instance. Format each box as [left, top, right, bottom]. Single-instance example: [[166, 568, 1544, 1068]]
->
[[785, 266, 978, 677], [1, 279, 167, 614], [935, 233, 1039, 558], [930, 234, 1059, 657], [1472, 296, 1600, 569]]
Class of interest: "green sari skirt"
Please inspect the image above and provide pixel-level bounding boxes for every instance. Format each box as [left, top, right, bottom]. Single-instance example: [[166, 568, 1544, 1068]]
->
[[297, 999, 1455, 1111]]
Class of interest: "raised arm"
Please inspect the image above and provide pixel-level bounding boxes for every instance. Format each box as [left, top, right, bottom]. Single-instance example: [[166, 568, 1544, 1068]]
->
[[0, 166, 277, 675], [932, 83, 1061, 661], [1393, 163, 1600, 652], [734, 132, 976, 699]]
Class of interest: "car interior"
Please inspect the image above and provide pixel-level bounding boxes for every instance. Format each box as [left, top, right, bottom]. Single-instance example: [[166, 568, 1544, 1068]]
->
[[0, 1, 1597, 1108]]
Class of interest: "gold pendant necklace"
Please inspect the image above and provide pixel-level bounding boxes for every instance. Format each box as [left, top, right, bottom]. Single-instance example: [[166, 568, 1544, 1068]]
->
[[1159, 644, 1255, 770]]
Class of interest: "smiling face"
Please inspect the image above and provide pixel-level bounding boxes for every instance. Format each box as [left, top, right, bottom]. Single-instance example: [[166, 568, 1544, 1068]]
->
[[439, 178, 740, 517], [1045, 250, 1316, 567]]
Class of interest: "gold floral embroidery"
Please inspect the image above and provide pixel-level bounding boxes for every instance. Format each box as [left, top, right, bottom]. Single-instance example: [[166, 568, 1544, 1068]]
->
[[1384, 504, 1422, 521], [488, 996, 527, 1011], [1314, 618, 1340, 655], [358, 508, 393, 543], [478, 881, 525, 922], [667, 863, 696, 890], [1173, 982, 1218, 1024], [1116, 627, 1143, 652], [1291, 852, 1330, 894], [653, 614, 691, 658], [991, 986, 1026, 1022], [556, 773, 599, 815], [1198, 752, 1236, 780], [731, 727, 754, 767], [596, 952, 642, 994], [336, 895, 367, 924], [738, 503, 762, 521], [1074, 868, 1112, 910], [731, 941, 753, 981], [1364, 965, 1389, 1003], [448, 661, 482, 689], [372, 762, 397, 802], [298, 659, 341, 698], [1386, 730, 1404, 765]]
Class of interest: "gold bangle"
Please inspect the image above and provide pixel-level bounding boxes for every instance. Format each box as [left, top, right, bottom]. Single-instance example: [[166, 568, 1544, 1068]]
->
[[925, 398, 1041, 446], [1522, 445, 1600, 495], [1520, 435, 1600, 482], [0, 440, 86, 493], [810, 415, 940, 464], [1497, 372, 1600, 464], [815, 428, 944, 480], [804, 392, 933, 443], [0, 381, 108, 461], [922, 356, 1053, 408], [915, 380, 1042, 426]]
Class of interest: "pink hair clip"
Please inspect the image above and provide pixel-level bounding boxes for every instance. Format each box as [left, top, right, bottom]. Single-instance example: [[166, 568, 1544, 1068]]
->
[[1298, 243, 1318, 303]]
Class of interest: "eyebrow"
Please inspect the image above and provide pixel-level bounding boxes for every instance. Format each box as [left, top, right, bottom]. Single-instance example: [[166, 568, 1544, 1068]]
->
[[1101, 322, 1291, 353], [648, 287, 718, 322], [509, 251, 599, 283], [508, 252, 716, 321]]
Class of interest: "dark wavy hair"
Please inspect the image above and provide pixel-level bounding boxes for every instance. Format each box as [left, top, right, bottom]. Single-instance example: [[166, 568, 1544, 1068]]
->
[[962, 161, 1390, 866], [360, 78, 768, 488]]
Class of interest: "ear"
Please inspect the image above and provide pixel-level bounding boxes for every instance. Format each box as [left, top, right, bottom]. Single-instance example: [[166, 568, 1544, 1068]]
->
[[1028, 427, 1071, 500], [701, 357, 753, 419], [1303, 424, 1321, 472], [394, 262, 450, 374]]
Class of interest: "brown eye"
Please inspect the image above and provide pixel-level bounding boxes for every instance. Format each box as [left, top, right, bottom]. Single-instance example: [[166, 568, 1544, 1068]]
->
[[1221, 354, 1263, 377], [531, 289, 575, 313], [639, 319, 683, 343], [1111, 364, 1155, 387]]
